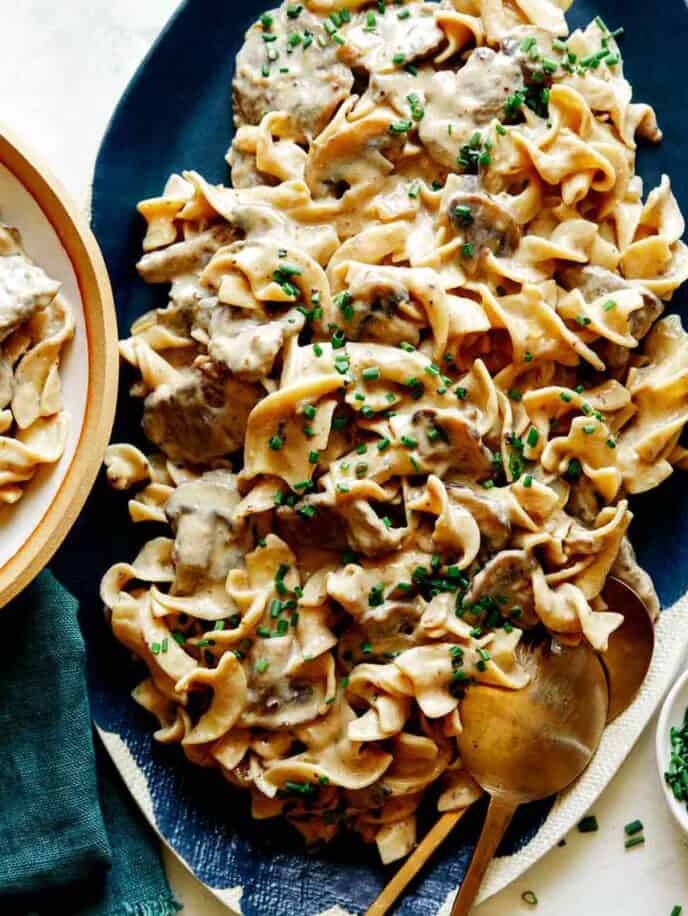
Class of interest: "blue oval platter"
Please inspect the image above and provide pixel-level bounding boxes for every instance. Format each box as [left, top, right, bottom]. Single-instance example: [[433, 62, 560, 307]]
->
[[51, 1, 688, 913]]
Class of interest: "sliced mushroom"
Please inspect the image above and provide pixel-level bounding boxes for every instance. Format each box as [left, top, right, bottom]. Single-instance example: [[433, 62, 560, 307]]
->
[[464, 549, 538, 627], [137, 225, 237, 284], [419, 47, 524, 168], [558, 265, 663, 340], [233, 6, 353, 141], [448, 176, 521, 272], [501, 27, 560, 80], [166, 469, 245, 591], [143, 358, 261, 464]]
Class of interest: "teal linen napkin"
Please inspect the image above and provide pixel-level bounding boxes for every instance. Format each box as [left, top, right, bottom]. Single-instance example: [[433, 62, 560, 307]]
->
[[0, 570, 182, 916]]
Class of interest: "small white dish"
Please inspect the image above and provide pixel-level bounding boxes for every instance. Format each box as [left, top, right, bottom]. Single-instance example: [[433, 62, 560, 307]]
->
[[656, 666, 688, 833]]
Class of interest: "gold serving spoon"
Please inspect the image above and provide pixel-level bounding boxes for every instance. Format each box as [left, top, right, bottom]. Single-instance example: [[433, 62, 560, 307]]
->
[[367, 578, 652, 916], [449, 638, 608, 914], [600, 577, 655, 722]]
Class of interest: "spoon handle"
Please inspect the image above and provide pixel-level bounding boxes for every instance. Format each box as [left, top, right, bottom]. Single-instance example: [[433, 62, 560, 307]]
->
[[450, 796, 517, 916], [365, 810, 467, 916]]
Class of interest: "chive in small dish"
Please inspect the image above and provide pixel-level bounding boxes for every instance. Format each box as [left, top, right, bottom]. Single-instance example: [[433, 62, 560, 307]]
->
[[656, 668, 688, 834]]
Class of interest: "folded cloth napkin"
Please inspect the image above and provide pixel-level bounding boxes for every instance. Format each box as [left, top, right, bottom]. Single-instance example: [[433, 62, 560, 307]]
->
[[0, 570, 181, 916]]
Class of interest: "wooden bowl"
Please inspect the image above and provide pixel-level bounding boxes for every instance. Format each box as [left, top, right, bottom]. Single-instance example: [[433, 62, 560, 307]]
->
[[0, 124, 118, 607]]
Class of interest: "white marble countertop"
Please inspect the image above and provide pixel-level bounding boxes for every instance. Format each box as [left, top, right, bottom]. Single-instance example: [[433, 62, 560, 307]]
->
[[3, 2, 688, 914]]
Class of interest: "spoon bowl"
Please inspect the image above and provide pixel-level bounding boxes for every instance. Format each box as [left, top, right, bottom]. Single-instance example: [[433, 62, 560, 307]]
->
[[600, 577, 655, 723], [450, 638, 608, 915]]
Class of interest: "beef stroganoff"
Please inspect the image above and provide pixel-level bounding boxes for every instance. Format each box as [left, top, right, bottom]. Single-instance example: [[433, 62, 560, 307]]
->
[[101, 0, 688, 863], [0, 223, 73, 505]]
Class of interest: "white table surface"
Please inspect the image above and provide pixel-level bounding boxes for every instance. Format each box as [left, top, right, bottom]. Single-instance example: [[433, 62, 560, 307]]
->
[[2, 2, 688, 914]]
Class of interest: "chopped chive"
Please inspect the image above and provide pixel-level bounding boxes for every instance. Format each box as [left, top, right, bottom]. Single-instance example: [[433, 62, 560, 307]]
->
[[526, 428, 539, 448], [255, 659, 269, 673], [624, 819, 643, 837], [298, 505, 316, 519], [508, 389, 523, 402], [625, 835, 645, 850], [389, 119, 412, 134], [603, 299, 616, 312], [521, 891, 538, 906], [269, 435, 284, 450], [565, 458, 582, 482], [377, 437, 391, 453], [523, 474, 533, 488], [362, 367, 381, 381], [453, 204, 473, 225], [577, 815, 598, 833], [399, 341, 415, 352]]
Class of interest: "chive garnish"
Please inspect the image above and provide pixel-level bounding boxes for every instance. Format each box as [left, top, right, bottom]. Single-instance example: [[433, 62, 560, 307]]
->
[[625, 835, 645, 850]]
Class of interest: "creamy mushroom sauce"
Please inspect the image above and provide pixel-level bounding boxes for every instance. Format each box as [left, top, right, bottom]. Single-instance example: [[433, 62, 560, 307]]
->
[[0, 222, 73, 505], [102, 0, 688, 864]]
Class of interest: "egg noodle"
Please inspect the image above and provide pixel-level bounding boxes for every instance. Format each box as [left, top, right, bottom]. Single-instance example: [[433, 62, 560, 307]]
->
[[101, 0, 688, 863], [0, 224, 73, 505]]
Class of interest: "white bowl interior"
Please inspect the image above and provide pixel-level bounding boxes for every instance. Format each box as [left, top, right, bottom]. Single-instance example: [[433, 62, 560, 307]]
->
[[0, 162, 88, 568], [656, 667, 688, 833]]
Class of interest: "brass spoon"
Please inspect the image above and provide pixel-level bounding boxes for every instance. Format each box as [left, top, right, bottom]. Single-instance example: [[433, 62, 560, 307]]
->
[[450, 638, 608, 915], [600, 576, 655, 723], [367, 583, 651, 916]]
